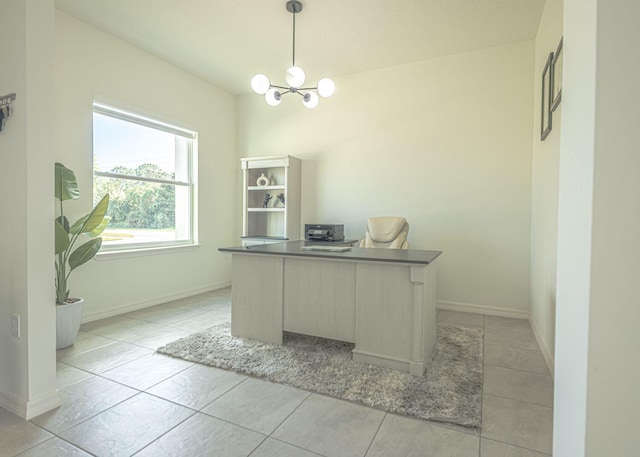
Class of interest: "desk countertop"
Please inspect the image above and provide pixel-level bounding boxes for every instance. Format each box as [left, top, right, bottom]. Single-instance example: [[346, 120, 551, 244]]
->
[[219, 240, 441, 265]]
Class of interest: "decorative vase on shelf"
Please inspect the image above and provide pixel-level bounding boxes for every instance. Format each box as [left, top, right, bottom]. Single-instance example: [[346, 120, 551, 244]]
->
[[256, 173, 269, 187]]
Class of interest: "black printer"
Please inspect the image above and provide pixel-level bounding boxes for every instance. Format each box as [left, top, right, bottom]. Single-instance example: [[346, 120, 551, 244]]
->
[[304, 224, 345, 242]]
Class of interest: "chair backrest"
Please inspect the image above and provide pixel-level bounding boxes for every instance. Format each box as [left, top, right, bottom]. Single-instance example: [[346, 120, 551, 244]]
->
[[359, 216, 409, 249]]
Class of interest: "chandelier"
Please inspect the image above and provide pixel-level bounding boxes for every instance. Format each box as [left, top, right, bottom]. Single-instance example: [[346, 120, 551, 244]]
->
[[250, 0, 335, 108]]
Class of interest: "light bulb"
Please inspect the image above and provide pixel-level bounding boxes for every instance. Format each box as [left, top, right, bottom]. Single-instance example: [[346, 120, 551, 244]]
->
[[251, 74, 270, 94], [265, 88, 282, 106], [302, 92, 319, 109], [317, 78, 335, 98], [285, 66, 306, 88]]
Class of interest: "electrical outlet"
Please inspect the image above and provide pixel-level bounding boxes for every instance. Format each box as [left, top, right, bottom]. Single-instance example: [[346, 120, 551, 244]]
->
[[11, 313, 20, 338]]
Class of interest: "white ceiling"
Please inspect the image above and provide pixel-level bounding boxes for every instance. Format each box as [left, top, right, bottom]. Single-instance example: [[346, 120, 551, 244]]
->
[[55, 0, 546, 95]]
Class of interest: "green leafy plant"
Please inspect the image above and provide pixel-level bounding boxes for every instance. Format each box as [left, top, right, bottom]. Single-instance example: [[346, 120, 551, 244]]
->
[[55, 162, 110, 305]]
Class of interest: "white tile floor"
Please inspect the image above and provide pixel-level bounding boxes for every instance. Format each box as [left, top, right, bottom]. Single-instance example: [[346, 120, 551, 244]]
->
[[1, 289, 554, 457]]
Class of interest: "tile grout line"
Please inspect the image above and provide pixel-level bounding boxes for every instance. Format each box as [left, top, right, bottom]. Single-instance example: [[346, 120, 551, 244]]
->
[[265, 437, 328, 457], [482, 392, 554, 410], [80, 302, 228, 340], [483, 361, 553, 377], [126, 405, 199, 457], [481, 390, 553, 409], [29, 389, 144, 456], [264, 390, 313, 439], [362, 412, 387, 457], [61, 349, 154, 378], [482, 437, 552, 456]]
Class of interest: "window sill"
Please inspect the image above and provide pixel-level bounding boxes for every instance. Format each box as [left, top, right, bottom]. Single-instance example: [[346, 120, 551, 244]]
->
[[95, 243, 200, 261]]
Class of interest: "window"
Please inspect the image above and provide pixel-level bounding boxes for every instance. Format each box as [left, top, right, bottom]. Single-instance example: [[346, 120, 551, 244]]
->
[[93, 102, 196, 251]]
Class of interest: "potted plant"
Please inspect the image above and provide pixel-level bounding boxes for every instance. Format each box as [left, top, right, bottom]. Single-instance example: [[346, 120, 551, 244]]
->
[[55, 162, 109, 349]]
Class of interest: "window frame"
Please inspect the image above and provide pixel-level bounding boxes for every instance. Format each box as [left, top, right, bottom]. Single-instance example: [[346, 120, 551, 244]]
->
[[92, 102, 197, 253]]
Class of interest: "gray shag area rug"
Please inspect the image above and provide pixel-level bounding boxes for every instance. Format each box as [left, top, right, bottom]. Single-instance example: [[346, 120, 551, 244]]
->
[[157, 323, 483, 428]]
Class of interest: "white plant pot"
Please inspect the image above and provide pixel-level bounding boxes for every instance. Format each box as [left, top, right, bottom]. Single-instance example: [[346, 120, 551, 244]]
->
[[56, 298, 84, 349]]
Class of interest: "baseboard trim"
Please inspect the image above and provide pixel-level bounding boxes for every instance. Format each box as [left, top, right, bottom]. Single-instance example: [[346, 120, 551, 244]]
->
[[437, 300, 529, 319], [529, 313, 555, 378], [82, 281, 232, 323], [0, 389, 26, 418], [25, 392, 62, 420], [352, 349, 412, 374], [0, 389, 61, 420]]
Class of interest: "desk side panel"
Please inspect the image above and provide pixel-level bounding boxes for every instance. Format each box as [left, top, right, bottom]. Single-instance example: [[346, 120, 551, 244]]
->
[[231, 254, 283, 344], [422, 263, 437, 367], [354, 263, 413, 364], [284, 258, 356, 342]]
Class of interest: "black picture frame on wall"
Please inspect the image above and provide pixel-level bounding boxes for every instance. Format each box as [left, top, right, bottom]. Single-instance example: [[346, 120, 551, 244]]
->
[[541, 52, 553, 141], [551, 37, 563, 112]]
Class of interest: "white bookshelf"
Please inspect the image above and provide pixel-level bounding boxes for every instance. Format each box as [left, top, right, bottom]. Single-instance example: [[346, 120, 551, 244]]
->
[[241, 155, 301, 246]]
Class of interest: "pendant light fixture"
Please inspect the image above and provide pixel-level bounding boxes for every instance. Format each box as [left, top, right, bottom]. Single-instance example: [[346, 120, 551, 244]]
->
[[251, 0, 335, 108]]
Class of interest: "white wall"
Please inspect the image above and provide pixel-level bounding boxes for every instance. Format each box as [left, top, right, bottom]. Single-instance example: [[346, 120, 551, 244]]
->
[[555, 0, 640, 454], [530, 0, 563, 374], [55, 11, 237, 321], [238, 42, 534, 315], [585, 1, 640, 451], [0, 0, 59, 419]]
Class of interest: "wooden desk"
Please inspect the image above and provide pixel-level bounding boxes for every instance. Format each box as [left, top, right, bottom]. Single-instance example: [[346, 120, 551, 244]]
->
[[219, 241, 441, 375]]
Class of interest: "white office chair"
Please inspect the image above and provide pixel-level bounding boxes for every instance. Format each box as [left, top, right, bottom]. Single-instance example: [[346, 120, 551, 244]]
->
[[359, 216, 410, 249]]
